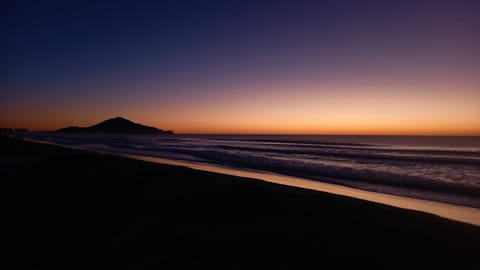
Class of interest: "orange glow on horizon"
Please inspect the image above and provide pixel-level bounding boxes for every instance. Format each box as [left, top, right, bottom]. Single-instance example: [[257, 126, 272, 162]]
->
[[1, 114, 480, 136], [1, 78, 479, 135]]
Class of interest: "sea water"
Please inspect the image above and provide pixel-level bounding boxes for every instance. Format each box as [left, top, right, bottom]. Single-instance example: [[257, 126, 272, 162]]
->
[[26, 133, 480, 208]]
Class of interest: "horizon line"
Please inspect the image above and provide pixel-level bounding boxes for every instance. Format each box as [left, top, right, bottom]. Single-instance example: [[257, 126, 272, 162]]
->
[[12, 130, 480, 137]]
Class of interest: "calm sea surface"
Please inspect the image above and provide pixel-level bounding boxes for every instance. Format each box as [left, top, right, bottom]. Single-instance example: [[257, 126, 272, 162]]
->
[[26, 133, 480, 208]]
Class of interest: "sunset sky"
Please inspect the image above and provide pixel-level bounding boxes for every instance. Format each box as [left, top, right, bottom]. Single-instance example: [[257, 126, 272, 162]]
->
[[1, 0, 479, 134]]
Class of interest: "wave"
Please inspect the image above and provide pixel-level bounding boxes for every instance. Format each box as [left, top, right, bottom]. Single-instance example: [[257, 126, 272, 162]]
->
[[216, 145, 480, 165], [25, 133, 480, 208], [216, 138, 374, 147]]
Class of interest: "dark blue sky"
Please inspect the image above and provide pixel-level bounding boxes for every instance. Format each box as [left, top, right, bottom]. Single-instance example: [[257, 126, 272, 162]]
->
[[1, 0, 479, 134]]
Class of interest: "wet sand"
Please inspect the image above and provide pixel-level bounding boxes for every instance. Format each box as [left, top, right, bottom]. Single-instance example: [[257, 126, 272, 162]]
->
[[123, 154, 480, 226], [2, 136, 479, 268]]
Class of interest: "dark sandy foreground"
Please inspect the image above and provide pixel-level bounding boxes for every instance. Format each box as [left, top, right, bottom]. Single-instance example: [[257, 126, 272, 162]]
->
[[1, 136, 479, 268]]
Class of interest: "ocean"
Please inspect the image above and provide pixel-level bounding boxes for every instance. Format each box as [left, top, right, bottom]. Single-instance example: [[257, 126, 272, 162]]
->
[[25, 133, 480, 208]]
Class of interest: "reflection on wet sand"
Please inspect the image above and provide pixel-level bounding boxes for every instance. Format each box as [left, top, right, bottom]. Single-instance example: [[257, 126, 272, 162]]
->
[[123, 154, 480, 227]]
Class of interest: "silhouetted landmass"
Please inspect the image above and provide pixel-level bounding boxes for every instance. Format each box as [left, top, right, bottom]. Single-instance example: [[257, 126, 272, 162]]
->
[[1, 136, 479, 268], [56, 117, 173, 134]]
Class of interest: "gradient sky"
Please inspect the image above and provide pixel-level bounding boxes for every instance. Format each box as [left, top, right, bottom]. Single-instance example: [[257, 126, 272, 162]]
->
[[1, 0, 479, 134]]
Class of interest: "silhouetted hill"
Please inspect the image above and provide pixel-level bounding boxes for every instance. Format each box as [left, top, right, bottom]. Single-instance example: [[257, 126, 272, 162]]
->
[[56, 117, 173, 134]]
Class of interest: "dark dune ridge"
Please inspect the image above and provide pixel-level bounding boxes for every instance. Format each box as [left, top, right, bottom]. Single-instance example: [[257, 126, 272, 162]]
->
[[56, 116, 173, 134], [1, 136, 479, 268]]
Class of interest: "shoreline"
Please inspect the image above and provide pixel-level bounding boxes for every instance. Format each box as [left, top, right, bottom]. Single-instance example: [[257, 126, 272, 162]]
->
[[120, 153, 480, 227], [21, 137, 480, 226], [3, 135, 480, 266]]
